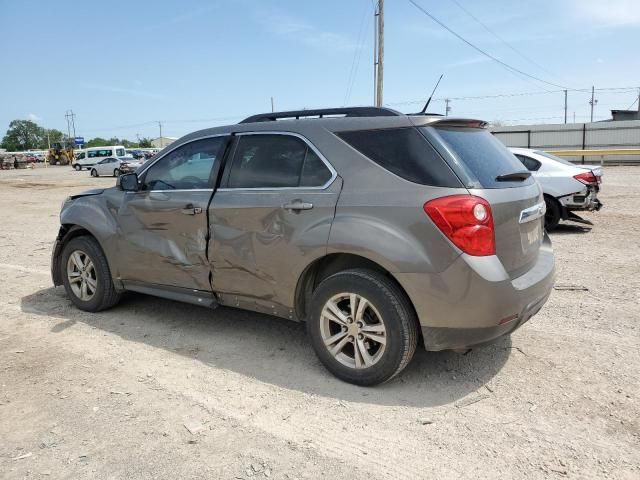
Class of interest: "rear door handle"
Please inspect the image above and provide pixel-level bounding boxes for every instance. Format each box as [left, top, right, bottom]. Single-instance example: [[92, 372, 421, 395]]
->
[[283, 201, 313, 211], [181, 204, 203, 215]]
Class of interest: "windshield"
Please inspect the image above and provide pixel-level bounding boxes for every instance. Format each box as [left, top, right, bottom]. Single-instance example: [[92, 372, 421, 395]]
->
[[534, 150, 576, 166], [426, 127, 534, 188]]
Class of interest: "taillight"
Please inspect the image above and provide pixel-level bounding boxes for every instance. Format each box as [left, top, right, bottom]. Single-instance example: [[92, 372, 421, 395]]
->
[[574, 171, 598, 185], [424, 195, 496, 256]]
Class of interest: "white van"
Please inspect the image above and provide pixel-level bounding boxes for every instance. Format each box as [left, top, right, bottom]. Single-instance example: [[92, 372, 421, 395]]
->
[[74, 146, 127, 171]]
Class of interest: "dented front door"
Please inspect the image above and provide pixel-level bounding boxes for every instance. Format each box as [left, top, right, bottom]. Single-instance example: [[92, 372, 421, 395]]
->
[[117, 190, 213, 290], [115, 136, 228, 291]]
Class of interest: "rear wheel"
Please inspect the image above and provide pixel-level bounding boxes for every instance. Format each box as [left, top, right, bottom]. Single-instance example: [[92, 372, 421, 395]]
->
[[90, 169, 98, 177], [307, 269, 418, 386], [544, 196, 561, 231], [61, 236, 121, 312]]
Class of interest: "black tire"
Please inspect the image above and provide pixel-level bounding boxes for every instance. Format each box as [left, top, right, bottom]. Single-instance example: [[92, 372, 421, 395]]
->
[[74, 164, 81, 171], [60, 235, 121, 312], [544, 195, 561, 231], [307, 268, 419, 386], [113, 168, 120, 177], [90, 169, 98, 177]]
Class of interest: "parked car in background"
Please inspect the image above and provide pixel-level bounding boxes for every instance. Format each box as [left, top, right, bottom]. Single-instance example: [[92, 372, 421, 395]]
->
[[117, 157, 144, 174], [510, 148, 603, 230], [52, 107, 555, 386], [74, 146, 127, 171], [89, 157, 141, 177]]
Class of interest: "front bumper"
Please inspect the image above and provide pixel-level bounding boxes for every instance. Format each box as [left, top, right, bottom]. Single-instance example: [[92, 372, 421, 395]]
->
[[396, 233, 555, 351]]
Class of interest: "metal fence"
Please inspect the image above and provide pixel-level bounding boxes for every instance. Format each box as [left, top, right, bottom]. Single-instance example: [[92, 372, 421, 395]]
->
[[491, 120, 640, 164]]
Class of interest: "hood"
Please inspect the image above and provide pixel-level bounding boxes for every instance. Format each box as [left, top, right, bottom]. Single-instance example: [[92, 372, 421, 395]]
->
[[69, 188, 105, 200]]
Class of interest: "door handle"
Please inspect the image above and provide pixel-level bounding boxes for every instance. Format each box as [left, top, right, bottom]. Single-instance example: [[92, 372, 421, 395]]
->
[[283, 201, 313, 211], [181, 204, 203, 215]]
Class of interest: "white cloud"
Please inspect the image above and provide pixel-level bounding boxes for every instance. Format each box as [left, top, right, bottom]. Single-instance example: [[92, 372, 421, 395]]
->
[[257, 9, 358, 52], [79, 83, 165, 99], [27, 113, 41, 122], [447, 56, 493, 68], [573, 0, 640, 26]]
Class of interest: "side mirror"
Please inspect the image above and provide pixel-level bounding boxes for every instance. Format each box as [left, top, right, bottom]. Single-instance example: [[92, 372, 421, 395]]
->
[[118, 173, 140, 192]]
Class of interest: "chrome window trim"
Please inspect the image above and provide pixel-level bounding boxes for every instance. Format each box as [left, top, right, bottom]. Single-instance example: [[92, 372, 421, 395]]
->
[[219, 131, 338, 192], [136, 133, 230, 178]]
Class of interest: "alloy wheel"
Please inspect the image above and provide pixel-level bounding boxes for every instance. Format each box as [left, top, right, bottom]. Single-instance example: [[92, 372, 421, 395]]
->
[[66, 250, 98, 301], [320, 293, 387, 369]]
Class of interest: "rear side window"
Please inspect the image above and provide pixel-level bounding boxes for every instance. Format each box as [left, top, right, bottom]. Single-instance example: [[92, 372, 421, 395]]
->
[[429, 127, 534, 188], [515, 154, 541, 172], [227, 134, 333, 189], [336, 128, 461, 187]]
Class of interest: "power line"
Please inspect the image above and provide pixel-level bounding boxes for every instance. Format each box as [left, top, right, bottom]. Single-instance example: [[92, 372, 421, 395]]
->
[[407, 0, 569, 90], [448, 0, 565, 83], [344, 0, 373, 106]]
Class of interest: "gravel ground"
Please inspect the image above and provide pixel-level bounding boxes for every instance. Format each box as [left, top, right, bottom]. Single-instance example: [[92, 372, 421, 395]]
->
[[0, 165, 638, 479]]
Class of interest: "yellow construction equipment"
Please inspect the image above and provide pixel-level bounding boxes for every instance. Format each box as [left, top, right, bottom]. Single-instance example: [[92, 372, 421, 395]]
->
[[47, 140, 74, 165]]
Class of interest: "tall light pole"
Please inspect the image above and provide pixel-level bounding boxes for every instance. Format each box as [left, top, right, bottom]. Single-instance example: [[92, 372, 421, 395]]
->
[[563, 90, 567, 124], [374, 0, 384, 107], [158, 121, 163, 148]]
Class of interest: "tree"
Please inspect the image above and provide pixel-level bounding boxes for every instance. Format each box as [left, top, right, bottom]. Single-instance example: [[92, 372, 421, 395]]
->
[[1, 120, 44, 151], [138, 137, 153, 148], [42, 129, 65, 148], [85, 137, 110, 148]]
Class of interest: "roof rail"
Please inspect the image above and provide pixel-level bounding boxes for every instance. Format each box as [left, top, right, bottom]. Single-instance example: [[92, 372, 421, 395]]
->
[[239, 107, 403, 124]]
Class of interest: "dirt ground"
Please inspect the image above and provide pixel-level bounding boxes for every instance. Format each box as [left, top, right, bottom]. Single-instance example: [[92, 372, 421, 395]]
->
[[0, 165, 638, 479]]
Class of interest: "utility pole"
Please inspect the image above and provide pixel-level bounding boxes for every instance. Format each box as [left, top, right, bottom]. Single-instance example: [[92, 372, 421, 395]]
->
[[445, 98, 451, 116], [374, 0, 384, 107], [637, 87, 640, 114], [64, 111, 72, 140], [563, 90, 567, 124], [589, 86, 598, 122], [69, 110, 76, 139], [271, 96, 275, 113], [573, 112, 576, 123], [158, 121, 163, 148]]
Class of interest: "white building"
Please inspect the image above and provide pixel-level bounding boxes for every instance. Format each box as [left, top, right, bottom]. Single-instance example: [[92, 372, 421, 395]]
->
[[151, 136, 177, 148]]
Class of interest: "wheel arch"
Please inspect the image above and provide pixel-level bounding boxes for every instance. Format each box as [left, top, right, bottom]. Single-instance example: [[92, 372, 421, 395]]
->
[[294, 252, 418, 325], [52, 223, 120, 289]]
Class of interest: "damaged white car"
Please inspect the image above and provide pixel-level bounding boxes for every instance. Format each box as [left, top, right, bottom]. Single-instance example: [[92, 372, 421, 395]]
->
[[510, 148, 602, 230]]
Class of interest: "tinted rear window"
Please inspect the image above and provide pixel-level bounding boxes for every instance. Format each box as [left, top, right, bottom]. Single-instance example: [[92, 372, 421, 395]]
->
[[428, 127, 533, 188], [336, 127, 462, 187]]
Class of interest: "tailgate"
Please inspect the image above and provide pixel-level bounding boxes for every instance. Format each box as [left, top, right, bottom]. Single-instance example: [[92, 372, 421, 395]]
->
[[470, 182, 544, 278]]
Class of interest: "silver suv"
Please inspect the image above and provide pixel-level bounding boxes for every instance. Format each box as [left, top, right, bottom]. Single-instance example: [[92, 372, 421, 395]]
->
[[51, 107, 555, 385]]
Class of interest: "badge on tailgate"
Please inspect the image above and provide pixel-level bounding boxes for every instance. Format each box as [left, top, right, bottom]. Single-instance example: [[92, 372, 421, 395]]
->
[[519, 202, 546, 224]]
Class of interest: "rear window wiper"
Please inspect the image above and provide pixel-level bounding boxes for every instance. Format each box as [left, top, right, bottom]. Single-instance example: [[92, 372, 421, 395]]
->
[[496, 171, 531, 181]]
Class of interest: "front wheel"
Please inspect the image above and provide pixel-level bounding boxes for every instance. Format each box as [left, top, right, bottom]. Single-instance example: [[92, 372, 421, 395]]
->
[[113, 168, 120, 177], [60, 236, 121, 312], [90, 169, 98, 177], [74, 164, 81, 171], [307, 269, 418, 386]]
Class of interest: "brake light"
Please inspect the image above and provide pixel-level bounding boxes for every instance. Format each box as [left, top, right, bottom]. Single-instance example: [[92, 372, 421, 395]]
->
[[574, 171, 598, 185], [424, 195, 495, 256]]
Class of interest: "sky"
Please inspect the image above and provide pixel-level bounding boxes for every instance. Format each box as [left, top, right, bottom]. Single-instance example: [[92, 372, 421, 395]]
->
[[1, 0, 640, 141]]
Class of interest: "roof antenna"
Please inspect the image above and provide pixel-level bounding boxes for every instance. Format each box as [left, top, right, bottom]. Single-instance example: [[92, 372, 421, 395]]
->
[[419, 74, 444, 114]]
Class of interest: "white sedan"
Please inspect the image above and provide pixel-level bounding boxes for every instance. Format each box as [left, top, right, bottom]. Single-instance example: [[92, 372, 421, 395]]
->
[[90, 157, 143, 177], [510, 148, 602, 230]]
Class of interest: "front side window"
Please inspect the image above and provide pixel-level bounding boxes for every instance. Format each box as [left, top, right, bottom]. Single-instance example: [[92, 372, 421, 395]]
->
[[142, 137, 227, 191], [227, 134, 332, 189]]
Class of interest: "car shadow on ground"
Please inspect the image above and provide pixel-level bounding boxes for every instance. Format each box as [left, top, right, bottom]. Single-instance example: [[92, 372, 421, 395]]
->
[[549, 224, 592, 235], [21, 287, 512, 408]]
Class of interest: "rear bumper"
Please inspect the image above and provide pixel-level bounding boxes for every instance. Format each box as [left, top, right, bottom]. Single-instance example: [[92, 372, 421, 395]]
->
[[396, 233, 555, 351]]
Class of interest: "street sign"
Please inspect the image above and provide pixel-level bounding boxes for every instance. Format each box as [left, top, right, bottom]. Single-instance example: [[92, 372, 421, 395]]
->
[[74, 136, 85, 146]]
